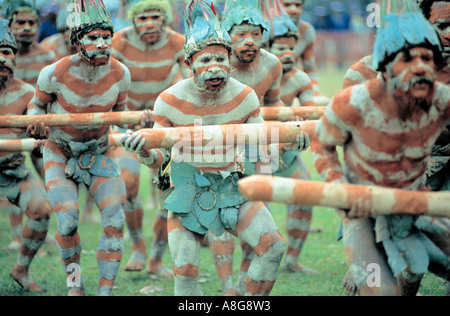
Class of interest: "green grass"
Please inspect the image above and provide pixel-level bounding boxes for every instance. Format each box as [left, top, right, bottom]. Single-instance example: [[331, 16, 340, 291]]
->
[[0, 67, 446, 296]]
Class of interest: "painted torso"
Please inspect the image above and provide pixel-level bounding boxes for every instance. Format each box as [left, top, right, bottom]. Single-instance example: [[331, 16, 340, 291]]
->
[[0, 78, 34, 158], [153, 77, 261, 173], [15, 43, 56, 86], [315, 79, 450, 189], [280, 67, 315, 107], [230, 49, 282, 107], [30, 54, 130, 143], [112, 27, 186, 111], [41, 33, 74, 61]]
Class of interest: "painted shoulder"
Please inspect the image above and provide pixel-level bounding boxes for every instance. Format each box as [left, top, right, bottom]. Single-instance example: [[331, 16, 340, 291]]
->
[[433, 82, 450, 111], [298, 21, 316, 42]]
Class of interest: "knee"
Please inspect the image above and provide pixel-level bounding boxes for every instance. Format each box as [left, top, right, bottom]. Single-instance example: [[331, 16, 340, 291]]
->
[[26, 199, 52, 221]]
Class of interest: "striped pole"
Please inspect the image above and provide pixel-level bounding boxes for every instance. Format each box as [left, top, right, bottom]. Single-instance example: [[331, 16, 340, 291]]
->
[[0, 121, 318, 152], [260, 106, 326, 122], [238, 175, 450, 218], [0, 112, 144, 128]]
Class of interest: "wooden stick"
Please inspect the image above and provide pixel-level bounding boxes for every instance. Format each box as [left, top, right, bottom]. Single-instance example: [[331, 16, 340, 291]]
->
[[0, 111, 143, 128], [238, 175, 450, 218], [260, 106, 326, 121]]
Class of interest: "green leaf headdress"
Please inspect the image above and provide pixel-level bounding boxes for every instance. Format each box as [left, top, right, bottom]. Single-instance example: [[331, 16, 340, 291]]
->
[[64, 0, 114, 45], [372, 0, 442, 72]]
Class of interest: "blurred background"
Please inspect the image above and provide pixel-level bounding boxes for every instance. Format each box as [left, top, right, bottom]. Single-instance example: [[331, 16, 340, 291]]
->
[[0, 0, 376, 71]]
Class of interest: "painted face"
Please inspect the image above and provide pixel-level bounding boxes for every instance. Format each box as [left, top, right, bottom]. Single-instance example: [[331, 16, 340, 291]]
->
[[281, 0, 303, 25], [270, 36, 297, 73], [385, 47, 436, 108], [190, 45, 230, 93], [429, 2, 450, 64], [133, 10, 165, 45], [229, 23, 263, 64], [9, 12, 39, 44], [77, 29, 112, 66], [0, 47, 15, 90]]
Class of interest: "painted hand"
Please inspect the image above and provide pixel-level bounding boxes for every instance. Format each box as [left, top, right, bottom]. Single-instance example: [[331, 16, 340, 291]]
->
[[26, 122, 50, 140], [140, 110, 155, 129], [121, 130, 149, 157], [285, 132, 311, 151]]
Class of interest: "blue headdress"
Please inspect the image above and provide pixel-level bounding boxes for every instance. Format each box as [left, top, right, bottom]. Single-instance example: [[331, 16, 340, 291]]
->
[[2, 0, 38, 22], [184, 0, 232, 59], [0, 18, 18, 54], [221, 0, 271, 38], [372, 0, 442, 72], [262, 0, 298, 40]]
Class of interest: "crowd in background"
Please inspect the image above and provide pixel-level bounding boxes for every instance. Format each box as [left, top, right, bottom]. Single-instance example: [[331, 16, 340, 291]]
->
[[0, 0, 376, 69]]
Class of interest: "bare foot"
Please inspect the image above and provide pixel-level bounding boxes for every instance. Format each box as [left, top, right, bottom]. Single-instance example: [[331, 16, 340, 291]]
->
[[343, 270, 359, 296], [68, 288, 85, 296], [147, 259, 173, 278], [283, 263, 318, 274], [3, 240, 21, 252], [10, 265, 43, 292], [124, 251, 146, 272]]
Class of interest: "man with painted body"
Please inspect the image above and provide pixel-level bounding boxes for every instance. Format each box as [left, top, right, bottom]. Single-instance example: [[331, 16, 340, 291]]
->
[[110, 0, 189, 276], [121, 0, 286, 296], [207, 0, 314, 295], [26, 0, 131, 296], [311, 0, 450, 296], [340, 0, 450, 296], [0, 18, 51, 293], [281, 0, 329, 105], [2, 0, 56, 251], [266, 7, 317, 275]]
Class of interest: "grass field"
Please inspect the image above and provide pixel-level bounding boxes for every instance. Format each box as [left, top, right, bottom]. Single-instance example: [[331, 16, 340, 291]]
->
[[0, 67, 447, 296]]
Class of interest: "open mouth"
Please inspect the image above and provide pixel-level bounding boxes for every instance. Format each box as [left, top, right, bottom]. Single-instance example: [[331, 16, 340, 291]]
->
[[206, 77, 224, 86], [0, 66, 13, 75]]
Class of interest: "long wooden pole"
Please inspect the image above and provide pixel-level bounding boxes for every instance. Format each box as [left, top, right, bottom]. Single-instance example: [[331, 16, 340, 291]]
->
[[0, 121, 318, 152], [0, 107, 325, 129], [238, 175, 450, 218]]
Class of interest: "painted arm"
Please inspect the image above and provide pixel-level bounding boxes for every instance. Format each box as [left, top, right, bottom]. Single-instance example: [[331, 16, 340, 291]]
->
[[311, 93, 352, 184], [296, 71, 316, 107], [263, 60, 285, 107], [300, 26, 319, 94]]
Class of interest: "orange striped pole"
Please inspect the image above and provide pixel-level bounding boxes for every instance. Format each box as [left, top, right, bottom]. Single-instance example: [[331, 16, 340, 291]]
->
[[238, 175, 450, 218], [260, 106, 326, 122], [0, 121, 318, 152], [0, 112, 143, 128]]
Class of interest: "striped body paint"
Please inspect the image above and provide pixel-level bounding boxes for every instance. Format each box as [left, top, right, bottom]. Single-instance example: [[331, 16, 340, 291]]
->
[[428, 2, 450, 85], [27, 42, 130, 295], [41, 32, 77, 61], [269, 36, 315, 107], [111, 9, 187, 274], [343, 54, 379, 89], [0, 74, 51, 292], [145, 45, 284, 295], [112, 24, 188, 111], [9, 12, 56, 86], [312, 45, 450, 295], [229, 24, 284, 107], [280, 0, 321, 96]]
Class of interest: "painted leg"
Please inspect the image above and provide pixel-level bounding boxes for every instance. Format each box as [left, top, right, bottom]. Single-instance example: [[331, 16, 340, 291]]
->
[[44, 141, 85, 296], [397, 269, 423, 296], [283, 157, 316, 273], [90, 171, 126, 296], [116, 148, 146, 272], [10, 172, 51, 292], [208, 230, 236, 296], [147, 207, 172, 277], [234, 240, 254, 296], [5, 205, 23, 252], [230, 201, 285, 296], [168, 212, 203, 296], [342, 217, 401, 296]]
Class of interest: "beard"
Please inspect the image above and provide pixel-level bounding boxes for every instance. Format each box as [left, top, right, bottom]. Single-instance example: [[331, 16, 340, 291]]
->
[[0, 73, 12, 91], [194, 68, 230, 93], [80, 48, 111, 66], [139, 29, 162, 45], [234, 47, 259, 64], [389, 74, 435, 114], [280, 56, 296, 73]]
